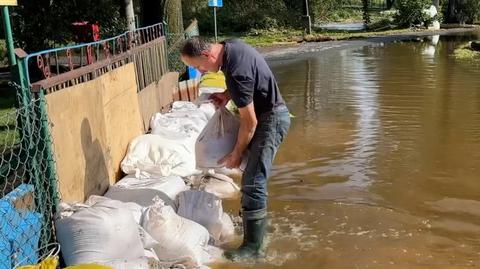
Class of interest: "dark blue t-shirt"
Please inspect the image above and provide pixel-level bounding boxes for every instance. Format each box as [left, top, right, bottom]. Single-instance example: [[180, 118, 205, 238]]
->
[[221, 39, 285, 116]]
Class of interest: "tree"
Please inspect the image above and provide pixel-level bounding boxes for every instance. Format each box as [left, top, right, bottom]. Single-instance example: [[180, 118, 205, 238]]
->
[[445, 0, 480, 24], [119, 0, 136, 30], [363, 0, 371, 24], [12, 0, 126, 52], [387, 0, 396, 9], [166, 0, 184, 34], [140, 0, 168, 27], [445, 0, 459, 23]]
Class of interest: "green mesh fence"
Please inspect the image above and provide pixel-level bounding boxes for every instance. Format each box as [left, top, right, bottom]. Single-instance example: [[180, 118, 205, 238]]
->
[[166, 19, 199, 73], [167, 32, 187, 73], [0, 84, 59, 268]]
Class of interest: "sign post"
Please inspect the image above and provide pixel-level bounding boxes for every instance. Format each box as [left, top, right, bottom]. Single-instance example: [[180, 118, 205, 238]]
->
[[1, 1, 17, 66], [208, 0, 222, 42]]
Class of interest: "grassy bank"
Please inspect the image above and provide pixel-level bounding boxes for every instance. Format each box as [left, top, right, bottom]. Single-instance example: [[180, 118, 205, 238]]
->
[[0, 87, 18, 147], [220, 27, 430, 47], [454, 45, 480, 62]]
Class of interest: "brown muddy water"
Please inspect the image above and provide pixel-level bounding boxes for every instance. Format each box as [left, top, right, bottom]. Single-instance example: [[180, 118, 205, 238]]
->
[[214, 32, 480, 269]]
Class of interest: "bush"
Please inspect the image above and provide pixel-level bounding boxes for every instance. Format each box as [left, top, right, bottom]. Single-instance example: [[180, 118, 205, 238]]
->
[[183, 0, 299, 33], [12, 0, 127, 52], [457, 0, 480, 24], [394, 0, 434, 27]]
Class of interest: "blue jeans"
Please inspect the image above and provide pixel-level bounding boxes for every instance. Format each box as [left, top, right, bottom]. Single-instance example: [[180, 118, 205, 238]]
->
[[241, 105, 290, 220]]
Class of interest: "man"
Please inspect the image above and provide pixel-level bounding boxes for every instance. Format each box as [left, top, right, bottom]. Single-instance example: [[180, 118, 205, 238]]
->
[[181, 37, 290, 260]]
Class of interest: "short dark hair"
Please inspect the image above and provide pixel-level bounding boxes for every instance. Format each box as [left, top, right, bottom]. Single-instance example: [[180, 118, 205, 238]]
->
[[181, 36, 213, 57]]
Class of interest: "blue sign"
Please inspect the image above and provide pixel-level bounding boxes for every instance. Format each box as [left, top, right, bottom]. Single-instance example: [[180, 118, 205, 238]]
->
[[208, 0, 222, 7]]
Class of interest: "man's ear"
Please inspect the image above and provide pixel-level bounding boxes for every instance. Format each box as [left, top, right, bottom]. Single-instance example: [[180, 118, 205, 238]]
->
[[201, 50, 211, 59]]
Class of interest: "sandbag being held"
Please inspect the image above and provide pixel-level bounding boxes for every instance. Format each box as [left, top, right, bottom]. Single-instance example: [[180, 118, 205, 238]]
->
[[196, 107, 246, 169]]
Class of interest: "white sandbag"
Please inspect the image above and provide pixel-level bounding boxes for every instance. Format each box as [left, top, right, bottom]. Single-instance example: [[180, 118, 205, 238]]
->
[[199, 103, 216, 120], [121, 134, 198, 178], [219, 213, 235, 243], [85, 195, 144, 224], [203, 172, 240, 199], [144, 249, 159, 260], [212, 167, 243, 177], [171, 101, 199, 111], [200, 245, 225, 265], [196, 107, 241, 169], [150, 113, 201, 140], [55, 203, 144, 266], [142, 199, 210, 266], [109, 174, 188, 201], [100, 257, 162, 269], [176, 190, 234, 244], [171, 101, 209, 128]]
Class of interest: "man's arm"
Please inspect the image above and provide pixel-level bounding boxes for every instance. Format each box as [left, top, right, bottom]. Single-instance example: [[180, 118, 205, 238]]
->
[[218, 102, 257, 168], [209, 90, 230, 108]]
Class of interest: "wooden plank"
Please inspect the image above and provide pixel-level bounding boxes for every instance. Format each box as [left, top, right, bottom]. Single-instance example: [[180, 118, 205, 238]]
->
[[45, 63, 142, 202], [45, 76, 109, 202], [158, 72, 178, 108], [102, 63, 143, 182], [138, 72, 178, 131], [138, 83, 159, 132]]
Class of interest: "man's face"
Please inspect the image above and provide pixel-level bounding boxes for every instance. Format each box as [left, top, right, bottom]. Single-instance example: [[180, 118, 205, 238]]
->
[[181, 50, 218, 74]]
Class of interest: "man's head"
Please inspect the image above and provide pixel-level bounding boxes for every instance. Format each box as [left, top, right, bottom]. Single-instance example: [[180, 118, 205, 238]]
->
[[181, 36, 222, 74]]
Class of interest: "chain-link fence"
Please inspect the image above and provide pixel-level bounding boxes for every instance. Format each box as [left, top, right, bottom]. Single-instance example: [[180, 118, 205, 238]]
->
[[0, 19, 200, 268], [167, 32, 187, 73], [166, 19, 200, 74], [0, 85, 59, 268]]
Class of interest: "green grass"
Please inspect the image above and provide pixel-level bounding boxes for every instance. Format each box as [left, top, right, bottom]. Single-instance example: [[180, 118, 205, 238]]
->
[[0, 86, 19, 147], [454, 47, 480, 61], [219, 27, 418, 47]]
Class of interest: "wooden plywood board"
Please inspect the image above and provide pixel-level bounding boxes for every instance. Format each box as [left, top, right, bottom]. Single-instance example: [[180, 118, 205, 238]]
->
[[138, 83, 160, 132], [157, 72, 178, 109], [102, 63, 143, 180], [45, 78, 110, 202], [138, 72, 179, 131], [45, 63, 142, 202]]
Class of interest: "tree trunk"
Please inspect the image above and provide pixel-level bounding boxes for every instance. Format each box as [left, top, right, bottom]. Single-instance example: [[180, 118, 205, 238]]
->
[[446, 0, 459, 23], [123, 0, 136, 30], [165, 0, 184, 34], [432, 0, 440, 11], [141, 0, 168, 27], [387, 0, 395, 9]]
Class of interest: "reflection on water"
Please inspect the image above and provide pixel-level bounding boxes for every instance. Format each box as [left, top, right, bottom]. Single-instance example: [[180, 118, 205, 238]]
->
[[216, 32, 480, 269]]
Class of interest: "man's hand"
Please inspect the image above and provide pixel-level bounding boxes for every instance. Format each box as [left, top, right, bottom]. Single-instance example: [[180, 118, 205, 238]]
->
[[218, 150, 242, 169], [209, 91, 229, 108]]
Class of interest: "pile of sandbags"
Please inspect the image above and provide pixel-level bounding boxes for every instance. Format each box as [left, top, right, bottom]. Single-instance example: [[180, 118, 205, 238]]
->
[[56, 100, 244, 268], [55, 196, 225, 268]]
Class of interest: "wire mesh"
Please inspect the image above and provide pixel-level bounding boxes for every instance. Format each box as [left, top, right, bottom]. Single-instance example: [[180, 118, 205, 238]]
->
[[0, 85, 59, 269], [167, 32, 187, 73], [166, 19, 200, 73]]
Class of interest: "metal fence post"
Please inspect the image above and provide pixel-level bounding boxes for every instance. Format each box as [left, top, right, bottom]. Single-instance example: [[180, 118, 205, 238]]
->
[[39, 89, 60, 212]]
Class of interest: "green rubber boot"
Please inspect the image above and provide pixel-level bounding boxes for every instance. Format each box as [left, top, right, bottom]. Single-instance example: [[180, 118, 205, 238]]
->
[[224, 216, 266, 261]]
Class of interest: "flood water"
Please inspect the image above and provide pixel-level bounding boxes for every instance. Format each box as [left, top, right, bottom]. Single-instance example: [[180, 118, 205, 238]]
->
[[216, 32, 480, 268]]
